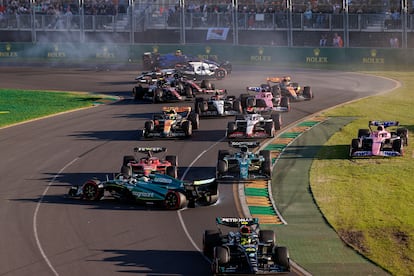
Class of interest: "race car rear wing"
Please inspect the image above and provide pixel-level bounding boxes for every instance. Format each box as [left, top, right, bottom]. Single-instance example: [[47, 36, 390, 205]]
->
[[162, 106, 192, 113], [216, 217, 259, 228], [369, 120, 399, 128], [229, 141, 260, 148], [266, 76, 291, 84], [134, 147, 166, 154]]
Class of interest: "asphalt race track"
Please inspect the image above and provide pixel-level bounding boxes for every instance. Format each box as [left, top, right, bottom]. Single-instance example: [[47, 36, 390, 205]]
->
[[0, 66, 397, 276]]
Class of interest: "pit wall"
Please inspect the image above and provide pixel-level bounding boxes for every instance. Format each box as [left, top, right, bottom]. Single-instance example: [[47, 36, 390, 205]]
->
[[1, 43, 413, 70]]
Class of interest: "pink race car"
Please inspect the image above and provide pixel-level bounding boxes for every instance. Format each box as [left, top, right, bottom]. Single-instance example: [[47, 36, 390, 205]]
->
[[349, 120, 408, 157]]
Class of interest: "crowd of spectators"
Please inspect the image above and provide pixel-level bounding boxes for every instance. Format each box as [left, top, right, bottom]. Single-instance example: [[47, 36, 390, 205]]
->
[[0, 0, 412, 30], [0, 0, 412, 16]]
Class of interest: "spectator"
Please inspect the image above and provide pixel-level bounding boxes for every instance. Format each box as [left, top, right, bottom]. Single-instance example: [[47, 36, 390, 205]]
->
[[304, 7, 313, 28], [332, 32, 343, 47], [390, 36, 399, 48], [320, 34, 327, 46]]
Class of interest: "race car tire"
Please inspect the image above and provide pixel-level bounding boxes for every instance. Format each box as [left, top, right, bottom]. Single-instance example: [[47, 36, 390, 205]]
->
[[271, 85, 281, 97], [182, 120, 193, 137], [246, 97, 256, 108], [166, 166, 178, 179], [233, 100, 242, 114], [239, 94, 251, 109], [217, 160, 228, 175], [144, 120, 154, 132], [271, 113, 282, 130], [259, 229, 276, 245], [203, 230, 222, 259], [218, 150, 230, 160], [261, 161, 272, 177], [227, 122, 237, 136], [214, 246, 230, 265], [256, 99, 267, 108], [164, 191, 187, 210], [303, 86, 313, 99], [392, 139, 403, 154], [165, 155, 178, 167], [260, 150, 272, 163], [81, 180, 104, 201], [358, 129, 370, 138], [153, 88, 163, 103], [120, 165, 132, 176], [189, 112, 200, 130], [142, 53, 156, 70], [214, 69, 227, 80], [397, 127, 409, 146], [122, 155, 135, 166], [184, 86, 193, 98], [132, 87, 138, 101], [200, 79, 214, 90], [264, 122, 275, 137], [273, 246, 290, 271], [206, 192, 219, 205], [280, 96, 290, 111], [176, 82, 185, 92], [351, 138, 360, 150], [195, 98, 208, 113]]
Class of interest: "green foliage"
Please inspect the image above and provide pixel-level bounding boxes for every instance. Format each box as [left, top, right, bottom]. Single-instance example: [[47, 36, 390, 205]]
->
[[311, 72, 414, 275], [0, 89, 105, 127]]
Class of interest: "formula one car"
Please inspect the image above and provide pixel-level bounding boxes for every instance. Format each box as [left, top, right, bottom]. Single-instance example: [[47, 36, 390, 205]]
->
[[267, 76, 313, 101], [226, 112, 281, 139], [195, 94, 243, 117], [132, 75, 194, 103], [68, 173, 219, 210], [242, 84, 290, 113], [203, 217, 290, 275], [349, 120, 409, 157], [142, 106, 200, 139], [216, 141, 272, 180], [133, 70, 227, 102], [120, 147, 178, 178], [142, 52, 232, 80]]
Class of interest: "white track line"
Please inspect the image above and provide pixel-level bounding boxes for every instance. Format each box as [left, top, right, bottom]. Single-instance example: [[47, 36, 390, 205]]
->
[[177, 137, 225, 256], [33, 157, 79, 276]]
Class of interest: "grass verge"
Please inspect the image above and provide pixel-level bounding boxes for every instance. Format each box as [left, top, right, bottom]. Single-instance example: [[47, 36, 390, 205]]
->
[[310, 72, 414, 276], [0, 89, 115, 128]]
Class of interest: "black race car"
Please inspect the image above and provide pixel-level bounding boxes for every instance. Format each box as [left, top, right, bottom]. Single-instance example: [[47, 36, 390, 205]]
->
[[203, 217, 290, 275]]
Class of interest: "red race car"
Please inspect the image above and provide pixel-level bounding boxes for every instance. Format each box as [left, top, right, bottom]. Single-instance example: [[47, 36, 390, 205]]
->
[[120, 147, 178, 178]]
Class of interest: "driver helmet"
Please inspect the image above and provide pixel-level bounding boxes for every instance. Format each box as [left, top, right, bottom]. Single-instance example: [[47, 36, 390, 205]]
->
[[240, 225, 251, 236], [139, 176, 150, 182], [175, 49, 182, 56], [377, 125, 384, 131]]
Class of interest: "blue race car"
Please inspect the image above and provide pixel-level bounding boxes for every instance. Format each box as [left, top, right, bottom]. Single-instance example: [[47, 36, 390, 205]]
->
[[203, 217, 290, 275], [216, 141, 272, 180], [68, 173, 218, 210]]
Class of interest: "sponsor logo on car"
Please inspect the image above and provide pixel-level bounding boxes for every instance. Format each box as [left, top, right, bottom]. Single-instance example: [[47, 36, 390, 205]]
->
[[154, 177, 173, 184], [133, 191, 154, 198]]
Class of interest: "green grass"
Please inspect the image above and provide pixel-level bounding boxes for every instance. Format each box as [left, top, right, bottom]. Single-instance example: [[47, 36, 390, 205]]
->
[[0, 89, 113, 127], [311, 72, 414, 276]]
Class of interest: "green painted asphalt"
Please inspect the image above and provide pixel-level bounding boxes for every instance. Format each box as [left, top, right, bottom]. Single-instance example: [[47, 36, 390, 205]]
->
[[268, 117, 389, 276]]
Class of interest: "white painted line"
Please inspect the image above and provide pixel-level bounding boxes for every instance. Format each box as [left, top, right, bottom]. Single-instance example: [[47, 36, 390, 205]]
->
[[33, 157, 79, 276]]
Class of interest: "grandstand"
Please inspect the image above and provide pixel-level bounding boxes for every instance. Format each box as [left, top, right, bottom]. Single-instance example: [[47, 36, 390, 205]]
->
[[0, 0, 413, 47]]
